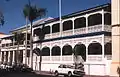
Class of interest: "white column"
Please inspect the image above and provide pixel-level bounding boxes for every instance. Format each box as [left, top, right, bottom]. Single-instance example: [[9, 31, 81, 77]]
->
[[4, 52, 6, 63], [85, 14, 89, 61], [102, 35, 105, 60], [50, 25, 52, 61], [12, 51, 15, 64], [50, 47, 52, 61], [60, 44, 62, 62], [23, 50, 26, 64], [50, 25, 52, 38], [8, 51, 10, 63], [72, 18, 75, 35], [102, 10, 104, 31], [85, 14, 89, 33], [86, 44, 88, 62]]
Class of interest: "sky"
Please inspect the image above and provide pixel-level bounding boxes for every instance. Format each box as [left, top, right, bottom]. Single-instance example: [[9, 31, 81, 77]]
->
[[0, 0, 110, 34]]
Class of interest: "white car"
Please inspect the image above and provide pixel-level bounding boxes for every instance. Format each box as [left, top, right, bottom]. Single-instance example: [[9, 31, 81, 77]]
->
[[54, 64, 85, 77]]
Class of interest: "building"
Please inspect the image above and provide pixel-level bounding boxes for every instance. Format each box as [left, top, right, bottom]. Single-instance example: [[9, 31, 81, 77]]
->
[[0, 3, 112, 76]]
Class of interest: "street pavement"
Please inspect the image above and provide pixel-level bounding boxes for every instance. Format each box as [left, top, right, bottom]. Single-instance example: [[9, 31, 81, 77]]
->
[[3, 72, 51, 77], [2, 71, 110, 77]]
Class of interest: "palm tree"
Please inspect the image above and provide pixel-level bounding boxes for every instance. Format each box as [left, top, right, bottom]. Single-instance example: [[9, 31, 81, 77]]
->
[[0, 11, 4, 26], [23, 0, 46, 69], [14, 32, 25, 64]]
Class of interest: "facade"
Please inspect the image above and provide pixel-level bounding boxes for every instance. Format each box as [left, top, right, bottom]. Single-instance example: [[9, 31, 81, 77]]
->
[[0, 4, 112, 76]]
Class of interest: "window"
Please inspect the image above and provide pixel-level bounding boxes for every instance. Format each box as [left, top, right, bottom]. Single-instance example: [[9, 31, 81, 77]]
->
[[104, 13, 111, 25], [88, 13, 102, 26], [74, 44, 86, 61], [62, 45, 72, 55], [88, 42, 102, 55], [63, 20, 73, 31], [52, 46, 61, 56], [52, 23, 60, 33], [105, 42, 112, 55], [42, 47, 50, 56], [43, 26, 50, 34], [74, 17, 86, 29]]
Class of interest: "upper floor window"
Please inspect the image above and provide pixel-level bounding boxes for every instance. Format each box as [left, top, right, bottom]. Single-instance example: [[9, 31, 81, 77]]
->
[[52, 23, 60, 33], [104, 13, 111, 25], [74, 17, 86, 29], [63, 20, 73, 31], [43, 26, 50, 34], [34, 28, 41, 36], [88, 13, 102, 26]]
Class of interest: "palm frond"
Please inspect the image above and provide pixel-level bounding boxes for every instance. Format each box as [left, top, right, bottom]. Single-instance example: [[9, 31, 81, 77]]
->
[[23, 3, 46, 22], [0, 12, 4, 26]]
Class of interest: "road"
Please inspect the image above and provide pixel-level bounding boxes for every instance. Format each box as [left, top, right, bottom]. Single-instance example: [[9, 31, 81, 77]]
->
[[2, 72, 62, 77]]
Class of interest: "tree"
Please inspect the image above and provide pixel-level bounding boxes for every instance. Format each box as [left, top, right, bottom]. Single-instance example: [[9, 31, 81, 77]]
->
[[23, 1, 46, 69], [14, 32, 25, 64], [0, 11, 4, 26]]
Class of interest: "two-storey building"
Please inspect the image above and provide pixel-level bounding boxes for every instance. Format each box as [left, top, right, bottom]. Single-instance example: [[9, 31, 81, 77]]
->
[[0, 3, 111, 76]]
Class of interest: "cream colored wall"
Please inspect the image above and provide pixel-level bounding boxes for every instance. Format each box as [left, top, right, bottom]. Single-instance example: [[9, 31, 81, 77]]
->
[[111, 0, 120, 76]]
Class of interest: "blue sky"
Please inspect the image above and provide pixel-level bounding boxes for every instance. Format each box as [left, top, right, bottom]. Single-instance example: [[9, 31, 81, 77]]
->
[[0, 0, 110, 34]]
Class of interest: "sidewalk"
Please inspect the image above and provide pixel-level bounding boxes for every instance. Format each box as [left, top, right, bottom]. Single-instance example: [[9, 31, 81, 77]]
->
[[34, 70, 54, 76], [34, 71, 111, 77]]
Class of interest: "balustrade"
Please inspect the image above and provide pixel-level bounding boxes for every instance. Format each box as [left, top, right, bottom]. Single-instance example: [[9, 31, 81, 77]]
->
[[62, 30, 73, 36], [32, 25, 111, 41], [88, 25, 102, 33], [74, 27, 86, 35]]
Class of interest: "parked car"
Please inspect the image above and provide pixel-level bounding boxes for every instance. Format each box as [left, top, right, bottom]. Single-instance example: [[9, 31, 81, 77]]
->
[[54, 63, 85, 77]]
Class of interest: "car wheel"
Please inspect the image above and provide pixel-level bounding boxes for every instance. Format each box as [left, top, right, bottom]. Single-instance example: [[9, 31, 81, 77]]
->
[[54, 71, 58, 77], [68, 71, 72, 77]]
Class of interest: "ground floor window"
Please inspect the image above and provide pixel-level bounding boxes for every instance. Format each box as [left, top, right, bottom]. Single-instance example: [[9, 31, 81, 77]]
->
[[62, 45, 72, 55], [74, 44, 86, 61], [88, 42, 102, 55], [52, 46, 61, 56]]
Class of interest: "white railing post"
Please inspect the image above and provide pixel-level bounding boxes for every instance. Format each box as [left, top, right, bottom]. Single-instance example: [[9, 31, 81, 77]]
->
[[102, 9, 104, 31]]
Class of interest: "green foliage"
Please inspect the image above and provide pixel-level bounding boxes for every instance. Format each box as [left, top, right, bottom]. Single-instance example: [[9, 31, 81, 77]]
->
[[0, 11, 4, 26], [14, 32, 25, 44], [23, 3, 46, 22]]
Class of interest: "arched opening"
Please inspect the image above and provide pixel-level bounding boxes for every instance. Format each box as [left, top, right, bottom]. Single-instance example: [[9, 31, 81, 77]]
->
[[52, 23, 60, 33], [43, 26, 50, 34], [1, 52, 4, 64], [88, 42, 102, 55], [88, 13, 102, 26], [42, 47, 50, 56], [74, 44, 86, 61], [74, 17, 86, 29], [33, 48, 41, 56], [9, 51, 13, 65], [62, 45, 72, 55], [27, 50, 30, 57], [105, 42, 112, 55], [18, 50, 23, 63], [63, 20, 73, 31], [52, 46, 61, 56], [34, 28, 41, 36], [104, 13, 111, 25], [5, 52, 8, 64], [34, 28, 45, 40]]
